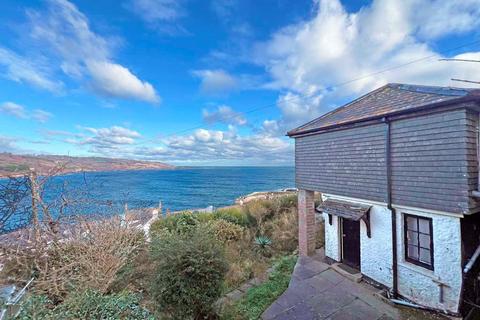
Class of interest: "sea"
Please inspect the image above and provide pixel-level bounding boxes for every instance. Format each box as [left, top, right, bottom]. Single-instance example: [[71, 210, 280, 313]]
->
[[1, 166, 295, 232]]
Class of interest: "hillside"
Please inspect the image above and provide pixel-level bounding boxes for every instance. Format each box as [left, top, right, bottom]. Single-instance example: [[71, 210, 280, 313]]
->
[[0, 153, 174, 177]]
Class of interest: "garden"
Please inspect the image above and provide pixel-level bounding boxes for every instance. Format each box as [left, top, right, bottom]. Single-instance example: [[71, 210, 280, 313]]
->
[[1, 195, 324, 319]]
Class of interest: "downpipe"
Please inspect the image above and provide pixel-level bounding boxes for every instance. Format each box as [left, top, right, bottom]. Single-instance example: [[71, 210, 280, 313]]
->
[[384, 117, 398, 298]]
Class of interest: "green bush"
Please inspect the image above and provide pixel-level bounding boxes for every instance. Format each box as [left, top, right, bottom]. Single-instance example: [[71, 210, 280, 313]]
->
[[150, 212, 199, 236], [215, 207, 252, 227], [206, 219, 245, 243], [17, 290, 153, 320], [150, 228, 228, 319]]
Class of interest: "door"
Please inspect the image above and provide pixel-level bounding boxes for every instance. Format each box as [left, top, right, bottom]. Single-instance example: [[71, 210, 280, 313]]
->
[[342, 218, 361, 270]]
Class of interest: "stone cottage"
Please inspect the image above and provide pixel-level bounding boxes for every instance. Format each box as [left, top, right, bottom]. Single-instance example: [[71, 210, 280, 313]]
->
[[287, 83, 480, 316]]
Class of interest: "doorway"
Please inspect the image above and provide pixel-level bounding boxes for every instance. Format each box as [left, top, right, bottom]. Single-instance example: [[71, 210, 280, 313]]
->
[[342, 218, 361, 270]]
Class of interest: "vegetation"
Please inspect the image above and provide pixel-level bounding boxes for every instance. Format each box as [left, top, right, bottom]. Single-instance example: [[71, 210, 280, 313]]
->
[[17, 290, 153, 320], [221, 255, 297, 320], [6, 193, 325, 319], [150, 228, 228, 319]]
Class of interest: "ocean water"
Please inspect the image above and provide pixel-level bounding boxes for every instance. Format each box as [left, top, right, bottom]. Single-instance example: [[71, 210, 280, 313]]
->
[[63, 166, 295, 211]]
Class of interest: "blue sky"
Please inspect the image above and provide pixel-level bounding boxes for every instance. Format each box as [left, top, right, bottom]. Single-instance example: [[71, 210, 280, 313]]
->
[[1, 0, 480, 165]]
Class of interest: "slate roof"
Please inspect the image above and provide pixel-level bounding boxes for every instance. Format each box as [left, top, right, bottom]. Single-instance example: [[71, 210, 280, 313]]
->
[[288, 83, 480, 136]]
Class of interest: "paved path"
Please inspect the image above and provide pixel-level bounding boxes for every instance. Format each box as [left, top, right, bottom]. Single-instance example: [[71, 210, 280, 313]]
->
[[262, 252, 401, 320]]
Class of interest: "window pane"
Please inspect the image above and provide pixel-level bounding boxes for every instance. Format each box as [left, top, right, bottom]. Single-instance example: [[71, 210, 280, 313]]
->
[[419, 218, 430, 234], [407, 230, 418, 245], [419, 234, 430, 249], [408, 245, 419, 259], [420, 248, 431, 265], [407, 216, 417, 231]]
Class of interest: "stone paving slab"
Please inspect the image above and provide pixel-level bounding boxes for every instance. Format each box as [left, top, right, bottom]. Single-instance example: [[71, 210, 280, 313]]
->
[[262, 253, 401, 320]]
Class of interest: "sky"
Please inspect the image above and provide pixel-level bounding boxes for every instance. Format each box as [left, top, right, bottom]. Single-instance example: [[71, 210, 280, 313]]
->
[[1, 0, 480, 166]]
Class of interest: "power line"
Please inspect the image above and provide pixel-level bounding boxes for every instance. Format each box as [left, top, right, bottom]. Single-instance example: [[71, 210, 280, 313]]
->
[[439, 58, 480, 63], [451, 78, 480, 85], [161, 38, 480, 139]]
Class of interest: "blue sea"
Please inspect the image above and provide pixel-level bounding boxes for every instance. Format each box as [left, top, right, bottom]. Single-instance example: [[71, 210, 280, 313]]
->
[[1, 167, 294, 232]]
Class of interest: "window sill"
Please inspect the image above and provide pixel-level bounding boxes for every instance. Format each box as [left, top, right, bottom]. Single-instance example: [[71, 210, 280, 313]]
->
[[398, 259, 435, 278]]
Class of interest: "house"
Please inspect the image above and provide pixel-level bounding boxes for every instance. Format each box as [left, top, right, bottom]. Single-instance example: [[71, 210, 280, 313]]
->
[[287, 83, 480, 316]]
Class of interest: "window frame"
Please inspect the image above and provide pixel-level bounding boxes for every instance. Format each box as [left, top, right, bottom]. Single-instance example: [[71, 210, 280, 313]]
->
[[403, 213, 434, 270]]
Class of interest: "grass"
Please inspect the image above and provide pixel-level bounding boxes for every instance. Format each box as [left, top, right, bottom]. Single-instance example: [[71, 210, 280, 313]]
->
[[222, 255, 297, 320]]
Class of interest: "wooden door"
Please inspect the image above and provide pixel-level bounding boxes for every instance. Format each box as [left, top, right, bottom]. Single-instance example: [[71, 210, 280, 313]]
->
[[342, 218, 361, 270]]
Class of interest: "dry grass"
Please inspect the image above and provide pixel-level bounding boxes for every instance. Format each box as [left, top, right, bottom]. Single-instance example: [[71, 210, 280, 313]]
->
[[1, 216, 144, 301]]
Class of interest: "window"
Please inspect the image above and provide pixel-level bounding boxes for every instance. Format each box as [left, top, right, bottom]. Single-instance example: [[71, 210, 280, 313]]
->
[[404, 214, 434, 270]]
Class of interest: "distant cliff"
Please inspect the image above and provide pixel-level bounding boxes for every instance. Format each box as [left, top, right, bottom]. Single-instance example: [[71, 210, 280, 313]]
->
[[0, 153, 174, 177]]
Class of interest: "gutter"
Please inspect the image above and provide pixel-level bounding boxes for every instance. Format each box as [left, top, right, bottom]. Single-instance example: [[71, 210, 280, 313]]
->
[[384, 117, 399, 298]]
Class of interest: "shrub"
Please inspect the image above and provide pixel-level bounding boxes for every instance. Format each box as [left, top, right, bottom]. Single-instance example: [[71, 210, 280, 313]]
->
[[254, 236, 273, 257], [196, 211, 216, 223], [206, 219, 245, 243], [2, 217, 144, 301], [17, 290, 153, 320], [150, 212, 199, 236], [215, 207, 251, 227], [150, 228, 228, 319], [266, 208, 298, 253], [244, 201, 272, 233]]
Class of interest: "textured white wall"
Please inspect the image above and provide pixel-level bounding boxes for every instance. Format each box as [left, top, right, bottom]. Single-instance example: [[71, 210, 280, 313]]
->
[[323, 213, 341, 261], [360, 205, 393, 287], [322, 194, 463, 313], [396, 210, 463, 313]]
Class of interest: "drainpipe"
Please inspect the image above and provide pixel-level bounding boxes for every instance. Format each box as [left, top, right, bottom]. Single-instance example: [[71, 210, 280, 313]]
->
[[384, 117, 399, 298]]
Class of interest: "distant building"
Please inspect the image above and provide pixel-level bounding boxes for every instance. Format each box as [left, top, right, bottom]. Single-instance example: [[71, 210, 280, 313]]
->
[[288, 83, 480, 316]]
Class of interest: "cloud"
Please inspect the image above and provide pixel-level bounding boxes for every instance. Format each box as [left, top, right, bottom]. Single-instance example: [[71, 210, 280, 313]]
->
[[127, 0, 185, 22], [1, 102, 53, 123], [87, 61, 160, 103], [0, 136, 20, 153], [0, 102, 28, 119], [67, 125, 142, 154], [252, 0, 480, 131], [192, 69, 238, 95], [152, 127, 293, 163], [0, 47, 63, 92], [202, 105, 247, 126], [126, 0, 189, 35], [4, 0, 161, 103], [32, 109, 53, 123]]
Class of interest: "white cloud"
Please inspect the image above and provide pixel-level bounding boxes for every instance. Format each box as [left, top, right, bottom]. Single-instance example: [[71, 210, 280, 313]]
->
[[87, 61, 160, 103], [1, 102, 53, 123], [127, 0, 185, 23], [67, 126, 142, 154], [12, 0, 161, 103], [157, 127, 293, 163], [0, 47, 63, 92], [253, 0, 480, 130], [0, 102, 28, 119], [192, 69, 238, 95], [202, 105, 247, 126], [126, 0, 189, 35], [0, 136, 20, 153], [32, 109, 53, 123]]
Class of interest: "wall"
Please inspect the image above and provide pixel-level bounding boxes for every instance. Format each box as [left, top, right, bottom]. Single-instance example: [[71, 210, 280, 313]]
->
[[322, 194, 463, 313], [295, 124, 387, 203], [360, 204, 393, 288], [323, 212, 341, 262], [295, 106, 478, 215], [391, 108, 477, 214], [395, 208, 463, 313]]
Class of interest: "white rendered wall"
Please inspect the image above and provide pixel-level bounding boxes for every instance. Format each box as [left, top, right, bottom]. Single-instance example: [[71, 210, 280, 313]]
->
[[323, 213, 341, 262], [360, 205, 393, 288], [395, 209, 463, 313], [322, 194, 463, 313]]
